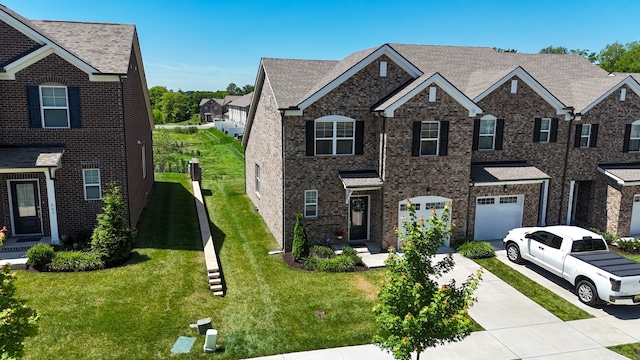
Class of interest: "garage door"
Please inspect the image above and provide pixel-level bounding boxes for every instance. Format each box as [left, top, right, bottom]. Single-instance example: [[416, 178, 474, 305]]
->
[[474, 195, 524, 240], [398, 196, 451, 248], [630, 195, 640, 235]]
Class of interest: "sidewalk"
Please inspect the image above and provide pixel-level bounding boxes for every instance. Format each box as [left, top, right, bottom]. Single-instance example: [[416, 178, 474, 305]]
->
[[246, 251, 636, 360]]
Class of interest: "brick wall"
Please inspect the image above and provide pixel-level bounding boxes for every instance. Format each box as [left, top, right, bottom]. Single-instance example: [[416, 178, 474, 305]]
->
[[0, 20, 39, 66]]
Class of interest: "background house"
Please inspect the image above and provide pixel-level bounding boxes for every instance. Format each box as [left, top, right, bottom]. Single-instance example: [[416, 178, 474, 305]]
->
[[0, 5, 154, 243], [243, 43, 640, 251], [199, 95, 240, 122], [227, 92, 253, 128]]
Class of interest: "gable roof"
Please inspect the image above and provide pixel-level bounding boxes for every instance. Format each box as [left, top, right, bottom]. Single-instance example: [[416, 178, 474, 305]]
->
[[0, 5, 136, 79], [228, 92, 253, 108]]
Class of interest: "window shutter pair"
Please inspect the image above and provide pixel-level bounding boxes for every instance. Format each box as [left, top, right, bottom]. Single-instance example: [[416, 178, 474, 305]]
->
[[532, 118, 559, 142], [411, 121, 449, 156], [574, 124, 598, 148], [305, 120, 364, 156], [26, 85, 82, 128], [472, 118, 504, 150]]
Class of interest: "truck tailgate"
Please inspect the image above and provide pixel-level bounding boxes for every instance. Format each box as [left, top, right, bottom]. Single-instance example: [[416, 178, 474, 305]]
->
[[570, 252, 640, 277]]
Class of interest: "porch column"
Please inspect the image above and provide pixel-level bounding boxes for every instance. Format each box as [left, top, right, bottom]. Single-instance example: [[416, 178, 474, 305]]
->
[[539, 180, 549, 226], [45, 169, 60, 244], [566, 180, 576, 225]]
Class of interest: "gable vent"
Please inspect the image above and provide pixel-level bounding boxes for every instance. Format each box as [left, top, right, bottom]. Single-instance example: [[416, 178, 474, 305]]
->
[[429, 87, 437, 102], [621, 88, 627, 101], [380, 61, 387, 77], [511, 80, 518, 94]]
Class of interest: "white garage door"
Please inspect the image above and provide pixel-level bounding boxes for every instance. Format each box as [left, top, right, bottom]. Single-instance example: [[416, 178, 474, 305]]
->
[[630, 195, 640, 235], [398, 196, 452, 248], [474, 195, 524, 240]]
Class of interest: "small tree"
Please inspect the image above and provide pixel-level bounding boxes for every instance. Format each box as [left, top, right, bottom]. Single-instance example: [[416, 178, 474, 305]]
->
[[373, 202, 482, 360], [0, 264, 39, 359], [91, 183, 134, 267], [291, 213, 309, 262]]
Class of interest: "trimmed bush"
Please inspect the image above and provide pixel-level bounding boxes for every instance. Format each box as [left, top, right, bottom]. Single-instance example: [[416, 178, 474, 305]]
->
[[617, 238, 640, 253], [588, 227, 618, 245], [457, 241, 496, 259], [309, 245, 334, 259], [451, 237, 473, 250], [291, 213, 309, 261], [91, 183, 135, 266], [316, 255, 358, 272], [26, 243, 54, 270], [49, 251, 104, 272]]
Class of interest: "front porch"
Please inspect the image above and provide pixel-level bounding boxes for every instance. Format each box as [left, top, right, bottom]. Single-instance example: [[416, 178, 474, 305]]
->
[[0, 236, 54, 269]]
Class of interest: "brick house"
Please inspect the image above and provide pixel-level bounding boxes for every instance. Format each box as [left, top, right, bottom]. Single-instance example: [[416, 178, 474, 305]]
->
[[242, 43, 640, 251], [0, 6, 154, 244], [227, 92, 253, 128], [200, 95, 241, 122]]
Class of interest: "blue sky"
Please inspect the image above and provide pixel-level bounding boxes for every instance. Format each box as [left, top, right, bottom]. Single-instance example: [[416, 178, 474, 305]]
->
[[3, 0, 639, 92]]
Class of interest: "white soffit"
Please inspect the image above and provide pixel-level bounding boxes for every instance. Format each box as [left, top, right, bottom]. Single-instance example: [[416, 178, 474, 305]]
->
[[382, 73, 483, 117], [474, 67, 566, 115], [581, 76, 640, 114], [297, 44, 423, 111]]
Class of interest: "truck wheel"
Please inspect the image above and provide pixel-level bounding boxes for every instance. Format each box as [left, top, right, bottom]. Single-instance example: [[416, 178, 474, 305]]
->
[[506, 243, 524, 264], [576, 280, 599, 306]]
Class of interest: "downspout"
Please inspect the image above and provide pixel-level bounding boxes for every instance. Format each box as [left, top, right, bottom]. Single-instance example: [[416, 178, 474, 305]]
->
[[280, 109, 286, 251], [558, 117, 574, 224], [380, 113, 387, 248]]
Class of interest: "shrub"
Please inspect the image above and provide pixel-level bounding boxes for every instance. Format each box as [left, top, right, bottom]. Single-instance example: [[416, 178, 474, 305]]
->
[[617, 238, 640, 253], [171, 126, 198, 134], [291, 213, 309, 261], [309, 245, 334, 259], [457, 241, 496, 259], [588, 227, 618, 245], [49, 251, 104, 272], [91, 183, 135, 267], [26, 243, 54, 270], [451, 237, 473, 250], [305, 255, 358, 272]]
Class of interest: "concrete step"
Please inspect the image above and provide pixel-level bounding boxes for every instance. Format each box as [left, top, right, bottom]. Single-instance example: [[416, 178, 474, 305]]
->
[[208, 272, 220, 279], [212, 291, 224, 296], [208, 278, 221, 285], [210, 284, 223, 292]]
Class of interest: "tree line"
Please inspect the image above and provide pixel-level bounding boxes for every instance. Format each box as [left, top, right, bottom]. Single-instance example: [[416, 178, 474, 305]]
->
[[494, 40, 640, 73], [149, 83, 254, 124]]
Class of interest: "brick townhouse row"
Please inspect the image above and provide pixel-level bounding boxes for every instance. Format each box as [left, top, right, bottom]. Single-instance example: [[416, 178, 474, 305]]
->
[[0, 5, 153, 243], [244, 44, 640, 251]]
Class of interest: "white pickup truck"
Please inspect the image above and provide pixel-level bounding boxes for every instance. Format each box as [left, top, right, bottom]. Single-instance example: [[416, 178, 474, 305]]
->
[[503, 226, 640, 306]]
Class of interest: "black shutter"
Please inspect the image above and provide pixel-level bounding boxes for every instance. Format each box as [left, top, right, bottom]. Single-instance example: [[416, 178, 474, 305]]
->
[[574, 124, 582, 148], [623, 124, 632, 152], [27, 86, 41, 128], [550, 118, 559, 142], [355, 120, 364, 155], [533, 118, 541, 142], [590, 124, 599, 148], [495, 119, 505, 150], [472, 119, 480, 151], [305, 121, 314, 156], [411, 121, 421, 156], [68, 87, 81, 128], [439, 121, 449, 156]]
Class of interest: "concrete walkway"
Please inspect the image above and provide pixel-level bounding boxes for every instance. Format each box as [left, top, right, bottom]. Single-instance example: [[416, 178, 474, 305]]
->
[[246, 250, 638, 360]]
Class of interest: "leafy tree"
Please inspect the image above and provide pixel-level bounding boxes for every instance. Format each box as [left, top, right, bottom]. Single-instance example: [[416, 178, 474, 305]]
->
[[159, 91, 189, 123], [153, 129, 178, 169], [493, 47, 517, 53], [373, 203, 481, 360], [226, 83, 242, 96], [598, 41, 640, 73], [91, 183, 135, 267], [0, 264, 39, 360], [292, 213, 309, 261], [539, 45, 597, 62], [242, 84, 255, 94], [148, 85, 168, 108]]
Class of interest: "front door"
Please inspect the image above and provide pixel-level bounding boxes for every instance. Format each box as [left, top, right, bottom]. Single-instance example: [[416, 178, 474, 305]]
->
[[10, 180, 42, 235], [349, 196, 369, 241]]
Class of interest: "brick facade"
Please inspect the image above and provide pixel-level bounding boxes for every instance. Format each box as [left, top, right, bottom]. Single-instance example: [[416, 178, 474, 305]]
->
[[0, 12, 153, 241], [245, 45, 640, 251]]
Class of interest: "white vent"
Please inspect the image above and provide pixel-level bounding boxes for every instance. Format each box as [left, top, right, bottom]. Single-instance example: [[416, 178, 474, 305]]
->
[[511, 80, 518, 93], [429, 87, 436, 102], [380, 61, 387, 77], [621, 88, 627, 101]]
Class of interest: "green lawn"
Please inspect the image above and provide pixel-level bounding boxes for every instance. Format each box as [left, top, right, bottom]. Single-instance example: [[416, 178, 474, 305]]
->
[[15, 129, 385, 360]]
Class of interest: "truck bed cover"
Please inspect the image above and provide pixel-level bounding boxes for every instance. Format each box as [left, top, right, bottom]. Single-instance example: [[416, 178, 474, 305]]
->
[[571, 252, 640, 277]]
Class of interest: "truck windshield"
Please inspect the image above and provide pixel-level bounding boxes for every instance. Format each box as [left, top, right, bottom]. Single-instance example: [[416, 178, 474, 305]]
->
[[571, 238, 607, 252]]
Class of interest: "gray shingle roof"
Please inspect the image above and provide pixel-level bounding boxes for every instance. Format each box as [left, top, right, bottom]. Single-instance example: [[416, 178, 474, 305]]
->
[[471, 162, 550, 183], [598, 163, 640, 183], [339, 171, 383, 189], [228, 92, 253, 108], [261, 43, 624, 113], [0, 146, 64, 168]]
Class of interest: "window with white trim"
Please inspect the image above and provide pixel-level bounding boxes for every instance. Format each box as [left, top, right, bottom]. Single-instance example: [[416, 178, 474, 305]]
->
[[478, 116, 496, 150], [83, 169, 101, 200], [255, 164, 260, 194], [539, 118, 551, 143], [580, 124, 591, 148], [40, 85, 70, 128], [315, 117, 355, 155], [420, 121, 439, 156], [304, 190, 318, 218], [630, 121, 640, 152]]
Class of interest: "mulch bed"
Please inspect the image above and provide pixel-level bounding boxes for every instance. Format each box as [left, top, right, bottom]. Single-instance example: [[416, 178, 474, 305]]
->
[[282, 252, 369, 272]]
